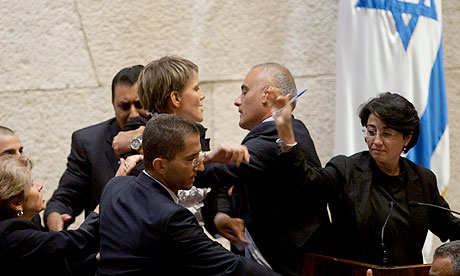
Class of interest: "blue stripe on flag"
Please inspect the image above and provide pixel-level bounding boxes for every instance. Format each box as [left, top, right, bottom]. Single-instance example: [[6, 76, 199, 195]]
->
[[407, 39, 448, 169], [356, 0, 437, 50]]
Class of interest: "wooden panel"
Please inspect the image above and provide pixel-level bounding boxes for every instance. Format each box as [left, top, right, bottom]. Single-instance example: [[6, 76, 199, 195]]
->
[[303, 253, 430, 276]]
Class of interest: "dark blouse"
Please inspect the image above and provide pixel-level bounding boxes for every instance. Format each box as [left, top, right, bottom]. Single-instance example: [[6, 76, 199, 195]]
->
[[367, 160, 411, 265], [0, 212, 99, 276]]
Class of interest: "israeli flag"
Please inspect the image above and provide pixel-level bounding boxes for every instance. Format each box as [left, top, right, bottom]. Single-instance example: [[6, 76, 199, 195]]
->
[[335, 0, 449, 262]]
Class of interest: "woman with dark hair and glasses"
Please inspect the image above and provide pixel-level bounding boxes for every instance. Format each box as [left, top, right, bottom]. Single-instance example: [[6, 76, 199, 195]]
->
[[267, 90, 460, 266]]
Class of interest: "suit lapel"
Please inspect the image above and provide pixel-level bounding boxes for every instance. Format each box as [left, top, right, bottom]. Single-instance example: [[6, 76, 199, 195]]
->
[[105, 119, 121, 173], [405, 159, 426, 244], [353, 154, 374, 236]]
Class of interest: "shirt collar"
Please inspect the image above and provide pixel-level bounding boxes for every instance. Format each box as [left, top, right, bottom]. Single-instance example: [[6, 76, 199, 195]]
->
[[142, 170, 179, 204], [262, 116, 274, 123]]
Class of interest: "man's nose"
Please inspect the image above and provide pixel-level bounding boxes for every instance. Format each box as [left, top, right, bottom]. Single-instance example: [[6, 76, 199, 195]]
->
[[129, 104, 140, 118], [234, 95, 242, 106]]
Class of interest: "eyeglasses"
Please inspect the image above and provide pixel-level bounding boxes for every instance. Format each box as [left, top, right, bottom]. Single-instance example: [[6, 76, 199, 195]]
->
[[187, 151, 205, 167], [362, 128, 398, 140]]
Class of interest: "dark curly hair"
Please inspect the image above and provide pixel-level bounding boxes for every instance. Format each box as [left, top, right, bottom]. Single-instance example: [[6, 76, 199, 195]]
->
[[358, 92, 420, 153]]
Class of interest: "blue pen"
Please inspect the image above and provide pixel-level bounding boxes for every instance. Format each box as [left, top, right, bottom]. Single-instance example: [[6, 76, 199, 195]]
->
[[273, 89, 307, 115]]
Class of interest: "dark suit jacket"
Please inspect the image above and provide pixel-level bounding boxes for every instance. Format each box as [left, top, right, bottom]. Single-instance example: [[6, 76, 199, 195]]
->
[[196, 119, 327, 276], [282, 148, 460, 265], [0, 212, 99, 276], [45, 118, 120, 220], [98, 173, 281, 276]]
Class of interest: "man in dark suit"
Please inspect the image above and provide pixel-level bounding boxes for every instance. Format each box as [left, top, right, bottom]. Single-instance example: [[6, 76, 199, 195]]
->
[[0, 126, 23, 156], [98, 114, 280, 276], [196, 63, 329, 276], [45, 65, 147, 231]]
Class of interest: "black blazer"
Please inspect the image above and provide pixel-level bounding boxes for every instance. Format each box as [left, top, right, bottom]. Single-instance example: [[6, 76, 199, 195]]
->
[[196, 119, 326, 276], [98, 173, 281, 276], [0, 212, 99, 276], [45, 118, 120, 221], [282, 148, 460, 265]]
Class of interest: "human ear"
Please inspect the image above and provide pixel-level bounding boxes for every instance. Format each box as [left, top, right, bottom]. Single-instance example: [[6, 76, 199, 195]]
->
[[8, 196, 23, 213], [261, 87, 270, 104], [262, 86, 281, 105], [153, 158, 168, 175], [404, 132, 414, 147], [170, 91, 181, 109]]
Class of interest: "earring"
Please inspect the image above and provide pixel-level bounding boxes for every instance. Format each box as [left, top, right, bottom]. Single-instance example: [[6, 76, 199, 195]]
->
[[17, 210, 23, 217]]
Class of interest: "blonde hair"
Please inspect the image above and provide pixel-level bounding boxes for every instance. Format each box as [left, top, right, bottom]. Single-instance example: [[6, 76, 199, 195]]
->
[[138, 56, 198, 113], [0, 155, 33, 219]]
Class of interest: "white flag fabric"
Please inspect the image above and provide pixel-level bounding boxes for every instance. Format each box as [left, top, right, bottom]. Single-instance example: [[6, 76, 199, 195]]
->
[[335, 0, 449, 262]]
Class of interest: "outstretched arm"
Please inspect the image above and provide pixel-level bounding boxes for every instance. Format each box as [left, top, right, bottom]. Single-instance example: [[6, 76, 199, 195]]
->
[[203, 144, 250, 167]]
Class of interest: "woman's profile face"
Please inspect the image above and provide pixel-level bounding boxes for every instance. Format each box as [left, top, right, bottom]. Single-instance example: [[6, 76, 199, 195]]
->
[[365, 113, 412, 168], [175, 71, 205, 123], [23, 181, 45, 217]]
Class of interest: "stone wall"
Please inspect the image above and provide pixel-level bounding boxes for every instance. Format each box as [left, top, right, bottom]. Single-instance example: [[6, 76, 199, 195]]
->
[[0, 0, 458, 259]]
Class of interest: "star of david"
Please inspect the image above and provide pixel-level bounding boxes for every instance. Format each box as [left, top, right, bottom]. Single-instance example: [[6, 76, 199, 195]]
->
[[355, 0, 437, 50]]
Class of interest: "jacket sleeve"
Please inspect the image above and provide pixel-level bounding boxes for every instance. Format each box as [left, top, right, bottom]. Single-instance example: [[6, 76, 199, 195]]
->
[[45, 131, 91, 221], [165, 208, 282, 276], [1, 212, 99, 259], [279, 145, 347, 198], [424, 169, 460, 241]]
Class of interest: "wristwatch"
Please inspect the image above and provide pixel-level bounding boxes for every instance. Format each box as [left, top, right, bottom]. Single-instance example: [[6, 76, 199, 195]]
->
[[130, 135, 143, 151]]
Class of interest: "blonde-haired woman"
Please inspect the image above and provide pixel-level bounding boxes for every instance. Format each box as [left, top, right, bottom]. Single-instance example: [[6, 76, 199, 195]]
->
[[0, 154, 98, 275], [0, 154, 140, 275]]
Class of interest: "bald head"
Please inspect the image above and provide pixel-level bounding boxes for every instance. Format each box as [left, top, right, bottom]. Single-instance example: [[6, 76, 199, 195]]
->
[[251, 62, 298, 110], [0, 127, 23, 156], [430, 241, 460, 276]]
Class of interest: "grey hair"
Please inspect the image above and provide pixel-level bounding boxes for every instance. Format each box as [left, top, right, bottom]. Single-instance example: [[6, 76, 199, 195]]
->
[[252, 62, 298, 110], [433, 241, 460, 276]]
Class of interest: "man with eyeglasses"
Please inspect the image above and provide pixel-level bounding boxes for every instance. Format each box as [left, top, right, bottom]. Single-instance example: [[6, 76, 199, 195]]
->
[[45, 65, 148, 232], [97, 114, 281, 276]]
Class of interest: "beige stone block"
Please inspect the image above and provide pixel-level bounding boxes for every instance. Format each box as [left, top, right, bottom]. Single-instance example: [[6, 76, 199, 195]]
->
[[444, 69, 460, 209], [77, 0, 337, 85], [443, 0, 460, 69], [0, 87, 112, 202], [430, 68, 460, 260], [198, 81, 216, 144], [203, 81, 248, 148], [0, 1, 98, 91], [293, 76, 336, 165]]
